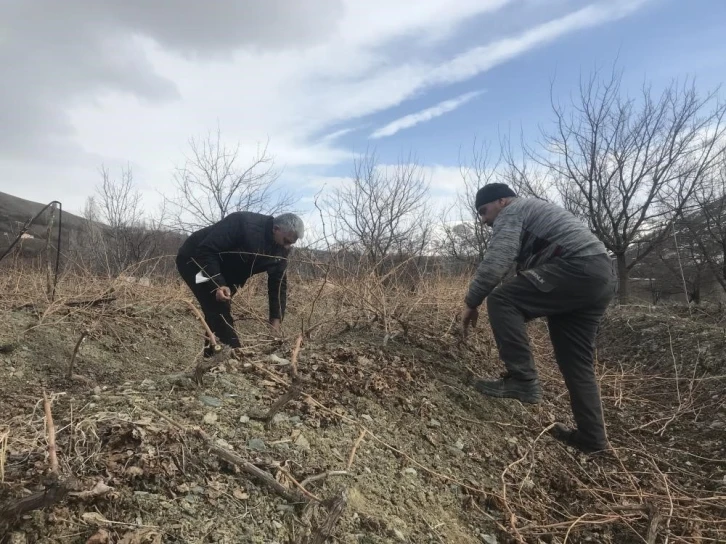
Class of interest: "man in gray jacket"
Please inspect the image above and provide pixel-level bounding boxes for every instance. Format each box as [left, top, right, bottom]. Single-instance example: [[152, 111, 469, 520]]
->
[[462, 183, 616, 454]]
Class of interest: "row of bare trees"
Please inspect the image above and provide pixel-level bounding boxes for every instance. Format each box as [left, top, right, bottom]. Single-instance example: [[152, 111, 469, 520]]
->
[[69, 128, 294, 278], [432, 68, 726, 303], [63, 65, 726, 305]]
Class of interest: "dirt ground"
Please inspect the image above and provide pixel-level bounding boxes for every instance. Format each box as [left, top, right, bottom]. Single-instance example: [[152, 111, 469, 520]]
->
[[1, 271, 725, 543]]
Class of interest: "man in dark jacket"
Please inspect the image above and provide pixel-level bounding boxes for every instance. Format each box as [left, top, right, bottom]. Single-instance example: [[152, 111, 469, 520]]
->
[[176, 212, 304, 357], [461, 183, 617, 454]]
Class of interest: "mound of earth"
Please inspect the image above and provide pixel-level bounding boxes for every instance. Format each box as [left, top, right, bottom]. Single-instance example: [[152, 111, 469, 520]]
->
[[1, 277, 725, 543]]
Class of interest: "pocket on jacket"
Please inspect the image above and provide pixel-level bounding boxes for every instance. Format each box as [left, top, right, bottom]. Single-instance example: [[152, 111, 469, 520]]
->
[[520, 269, 556, 292]]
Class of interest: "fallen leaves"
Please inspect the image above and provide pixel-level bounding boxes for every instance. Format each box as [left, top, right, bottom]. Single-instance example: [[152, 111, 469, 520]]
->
[[81, 511, 110, 525], [70, 480, 113, 500], [118, 528, 162, 544], [232, 487, 249, 500], [85, 528, 111, 544]]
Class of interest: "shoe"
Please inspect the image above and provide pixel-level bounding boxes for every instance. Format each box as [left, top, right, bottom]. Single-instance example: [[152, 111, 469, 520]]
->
[[472, 373, 543, 404], [549, 423, 609, 454]]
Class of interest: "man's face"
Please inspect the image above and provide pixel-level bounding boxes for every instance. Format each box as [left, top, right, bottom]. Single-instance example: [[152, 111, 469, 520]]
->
[[273, 226, 298, 250], [477, 199, 504, 227]]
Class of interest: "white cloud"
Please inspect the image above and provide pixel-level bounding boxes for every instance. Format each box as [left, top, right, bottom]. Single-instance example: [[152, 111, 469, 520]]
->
[[371, 91, 484, 139], [0, 0, 649, 216]]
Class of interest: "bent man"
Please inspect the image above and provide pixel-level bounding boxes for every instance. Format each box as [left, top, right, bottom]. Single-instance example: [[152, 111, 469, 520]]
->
[[176, 212, 304, 357], [462, 183, 616, 454]]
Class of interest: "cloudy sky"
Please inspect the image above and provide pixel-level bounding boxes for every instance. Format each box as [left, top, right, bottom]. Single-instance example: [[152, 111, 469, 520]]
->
[[2, 0, 725, 231]]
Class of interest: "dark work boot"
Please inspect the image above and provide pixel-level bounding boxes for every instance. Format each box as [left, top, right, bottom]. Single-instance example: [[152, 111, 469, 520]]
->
[[549, 423, 609, 454], [472, 373, 543, 404]]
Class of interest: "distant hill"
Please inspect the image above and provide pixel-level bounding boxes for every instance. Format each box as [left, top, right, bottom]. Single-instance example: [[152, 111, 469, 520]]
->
[[0, 191, 87, 258]]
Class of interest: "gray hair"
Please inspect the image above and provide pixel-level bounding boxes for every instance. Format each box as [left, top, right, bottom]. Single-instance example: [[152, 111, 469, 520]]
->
[[273, 213, 305, 239]]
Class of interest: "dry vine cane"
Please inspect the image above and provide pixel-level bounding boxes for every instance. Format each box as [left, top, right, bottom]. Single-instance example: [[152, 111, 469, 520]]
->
[[0, 392, 80, 522]]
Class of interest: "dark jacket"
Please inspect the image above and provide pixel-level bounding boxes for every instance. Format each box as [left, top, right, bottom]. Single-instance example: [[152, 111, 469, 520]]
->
[[178, 212, 290, 320]]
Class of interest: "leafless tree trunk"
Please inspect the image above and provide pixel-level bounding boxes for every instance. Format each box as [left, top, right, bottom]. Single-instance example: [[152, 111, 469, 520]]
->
[[165, 127, 293, 232], [540, 66, 726, 302]]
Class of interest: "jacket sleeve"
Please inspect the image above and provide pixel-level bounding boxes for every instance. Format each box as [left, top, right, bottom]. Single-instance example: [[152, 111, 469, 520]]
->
[[267, 259, 288, 321], [194, 213, 247, 287], [464, 210, 524, 308]]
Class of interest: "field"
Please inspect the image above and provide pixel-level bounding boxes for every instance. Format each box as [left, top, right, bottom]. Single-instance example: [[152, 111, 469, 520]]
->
[[1, 263, 725, 543]]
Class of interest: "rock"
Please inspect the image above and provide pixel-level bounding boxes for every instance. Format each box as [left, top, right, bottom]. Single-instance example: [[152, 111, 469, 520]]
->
[[392, 529, 406, 541], [125, 466, 144, 478], [93, 386, 102, 395], [8, 533, 27, 544], [428, 418, 441, 428], [272, 520, 283, 529], [248, 438, 267, 451], [403, 468, 417, 477], [361, 414, 373, 423], [709, 420, 725, 430], [239, 415, 250, 424], [289, 416, 302, 425], [294, 433, 311, 451], [216, 438, 234, 450], [200, 395, 222, 407], [454, 439, 465, 450], [203, 412, 218, 424], [481, 535, 497, 544], [447, 446, 466, 457], [13, 370, 24, 379], [272, 413, 289, 424]]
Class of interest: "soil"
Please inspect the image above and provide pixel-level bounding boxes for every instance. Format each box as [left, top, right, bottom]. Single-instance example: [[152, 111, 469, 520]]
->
[[1, 276, 725, 543]]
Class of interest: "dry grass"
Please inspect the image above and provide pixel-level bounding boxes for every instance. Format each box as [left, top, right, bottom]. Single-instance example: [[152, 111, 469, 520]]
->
[[1, 257, 725, 543]]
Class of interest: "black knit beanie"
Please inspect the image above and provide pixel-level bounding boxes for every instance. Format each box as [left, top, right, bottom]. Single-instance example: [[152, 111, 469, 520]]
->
[[475, 183, 517, 210]]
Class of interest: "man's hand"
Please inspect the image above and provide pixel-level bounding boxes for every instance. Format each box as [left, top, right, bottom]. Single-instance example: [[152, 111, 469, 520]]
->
[[269, 318, 281, 332], [215, 286, 232, 302], [461, 305, 479, 338]]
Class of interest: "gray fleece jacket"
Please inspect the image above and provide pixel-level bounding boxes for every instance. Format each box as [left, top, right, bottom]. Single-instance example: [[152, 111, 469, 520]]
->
[[464, 198, 607, 308]]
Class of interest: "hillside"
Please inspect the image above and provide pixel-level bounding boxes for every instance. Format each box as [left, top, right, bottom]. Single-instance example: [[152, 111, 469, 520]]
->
[[0, 270, 724, 543], [0, 191, 87, 258]]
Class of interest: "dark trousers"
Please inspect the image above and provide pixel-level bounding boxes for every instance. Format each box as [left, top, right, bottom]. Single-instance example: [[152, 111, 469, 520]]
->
[[486, 254, 617, 446], [176, 255, 241, 357]]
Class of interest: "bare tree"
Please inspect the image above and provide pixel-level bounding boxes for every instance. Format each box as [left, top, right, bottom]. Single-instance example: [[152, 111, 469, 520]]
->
[[541, 66, 726, 301], [76, 165, 170, 277], [166, 127, 293, 232], [438, 136, 551, 265], [325, 151, 431, 274], [501, 132, 553, 201], [438, 139, 496, 263], [676, 151, 726, 294]]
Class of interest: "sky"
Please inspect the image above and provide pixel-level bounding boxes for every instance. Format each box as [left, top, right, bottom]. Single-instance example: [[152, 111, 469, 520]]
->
[[1, 0, 725, 237]]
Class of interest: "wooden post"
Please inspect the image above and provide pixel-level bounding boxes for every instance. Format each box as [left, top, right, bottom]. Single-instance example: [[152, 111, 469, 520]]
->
[[45, 203, 56, 297]]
